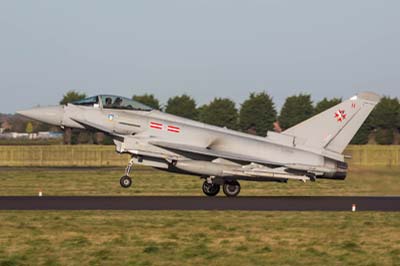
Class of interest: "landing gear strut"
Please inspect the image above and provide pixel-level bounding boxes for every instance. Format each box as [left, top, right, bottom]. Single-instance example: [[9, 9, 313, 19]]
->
[[202, 181, 220, 197], [222, 180, 241, 197], [120, 158, 134, 188]]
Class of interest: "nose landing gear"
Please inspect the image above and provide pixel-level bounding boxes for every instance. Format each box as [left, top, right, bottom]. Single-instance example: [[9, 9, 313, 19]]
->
[[120, 158, 134, 188]]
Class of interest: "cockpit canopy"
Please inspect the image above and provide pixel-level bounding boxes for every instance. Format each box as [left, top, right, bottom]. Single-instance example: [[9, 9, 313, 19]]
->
[[71, 95, 153, 111]]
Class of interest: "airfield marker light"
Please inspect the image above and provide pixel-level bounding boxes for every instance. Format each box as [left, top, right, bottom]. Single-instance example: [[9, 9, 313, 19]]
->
[[352, 204, 356, 212]]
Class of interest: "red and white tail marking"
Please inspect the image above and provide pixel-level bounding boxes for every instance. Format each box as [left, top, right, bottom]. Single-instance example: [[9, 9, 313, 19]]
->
[[334, 109, 347, 122], [167, 125, 180, 133], [150, 121, 163, 130]]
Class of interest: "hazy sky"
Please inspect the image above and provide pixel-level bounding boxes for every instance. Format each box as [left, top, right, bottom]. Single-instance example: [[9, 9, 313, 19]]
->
[[0, 0, 399, 113]]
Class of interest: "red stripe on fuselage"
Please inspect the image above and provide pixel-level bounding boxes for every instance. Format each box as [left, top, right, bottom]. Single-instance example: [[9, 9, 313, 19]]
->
[[150, 122, 163, 130]]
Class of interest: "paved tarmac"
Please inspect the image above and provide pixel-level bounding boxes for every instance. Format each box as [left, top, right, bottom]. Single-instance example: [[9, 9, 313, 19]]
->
[[0, 196, 399, 211]]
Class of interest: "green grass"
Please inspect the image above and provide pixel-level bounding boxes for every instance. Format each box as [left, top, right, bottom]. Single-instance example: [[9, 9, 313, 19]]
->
[[0, 167, 399, 265], [0, 211, 399, 266], [0, 165, 399, 196]]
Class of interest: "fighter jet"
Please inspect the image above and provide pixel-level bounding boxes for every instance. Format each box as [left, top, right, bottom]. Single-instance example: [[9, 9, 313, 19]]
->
[[17, 92, 380, 197]]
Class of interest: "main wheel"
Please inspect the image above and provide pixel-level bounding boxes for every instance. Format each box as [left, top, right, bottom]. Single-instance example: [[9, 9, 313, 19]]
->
[[223, 180, 241, 197], [202, 181, 220, 197], [120, 176, 132, 188]]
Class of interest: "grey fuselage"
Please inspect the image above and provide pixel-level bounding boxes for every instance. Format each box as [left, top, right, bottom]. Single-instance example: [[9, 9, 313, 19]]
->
[[61, 103, 344, 179]]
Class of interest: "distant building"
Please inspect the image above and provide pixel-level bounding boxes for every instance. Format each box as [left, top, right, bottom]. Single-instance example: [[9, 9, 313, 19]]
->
[[37, 132, 63, 139], [0, 120, 11, 132]]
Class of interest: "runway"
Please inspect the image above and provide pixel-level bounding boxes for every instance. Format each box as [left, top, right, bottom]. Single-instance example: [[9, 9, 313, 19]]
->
[[0, 196, 399, 211]]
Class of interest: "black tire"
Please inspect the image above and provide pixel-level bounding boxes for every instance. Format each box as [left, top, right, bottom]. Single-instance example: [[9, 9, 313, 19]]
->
[[223, 180, 241, 197], [120, 176, 132, 188], [202, 181, 220, 197]]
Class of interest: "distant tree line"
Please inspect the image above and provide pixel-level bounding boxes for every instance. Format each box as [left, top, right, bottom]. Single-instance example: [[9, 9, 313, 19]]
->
[[4, 90, 400, 145]]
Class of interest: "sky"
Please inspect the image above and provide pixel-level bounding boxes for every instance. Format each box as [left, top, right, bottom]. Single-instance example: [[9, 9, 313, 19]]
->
[[0, 0, 399, 113]]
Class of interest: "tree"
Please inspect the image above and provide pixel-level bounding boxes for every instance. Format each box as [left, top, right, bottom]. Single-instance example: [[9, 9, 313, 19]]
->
[[375, 128, 394, 145], [398, 109, 400, 128], [368, 97, 400, 145], [314, 97, 342, 115], [25, 122, 33, 133], [165, 94, 197, 119], [198, 98, 238, 129], [350, 123, 371, 144], [369, 97, 400, 129], [279, 94, 314, 130], [63, 128, 72, 145], [33, 121, 51, 132], [397, 108, 400, 144], [133, 94, 160, 109], [60, 90, 86, 105], [239, 92, 277, 136], [9, 115, 27, 133]]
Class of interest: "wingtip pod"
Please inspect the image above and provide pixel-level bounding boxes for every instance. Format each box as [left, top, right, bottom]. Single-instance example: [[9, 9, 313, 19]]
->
[[355, 91, 381, 103]]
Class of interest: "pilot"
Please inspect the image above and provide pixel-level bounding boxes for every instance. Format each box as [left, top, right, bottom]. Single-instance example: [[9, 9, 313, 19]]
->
[[114, 97, 123, 107], [105, 97, 112, 107]]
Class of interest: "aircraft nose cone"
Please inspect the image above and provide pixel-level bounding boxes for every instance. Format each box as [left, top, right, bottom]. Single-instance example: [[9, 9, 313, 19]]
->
[[16, 106, 64, 126]]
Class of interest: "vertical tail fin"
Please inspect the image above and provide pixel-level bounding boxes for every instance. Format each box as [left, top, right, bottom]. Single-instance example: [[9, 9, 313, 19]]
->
[[282, 92, 381, 154]]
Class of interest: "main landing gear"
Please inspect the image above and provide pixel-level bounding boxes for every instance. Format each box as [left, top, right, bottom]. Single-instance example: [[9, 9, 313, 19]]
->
[[120, 158, 134, 188], [202, 181, 220, 196], [222, 180, 241, 197], [202, 179, 241, 197]]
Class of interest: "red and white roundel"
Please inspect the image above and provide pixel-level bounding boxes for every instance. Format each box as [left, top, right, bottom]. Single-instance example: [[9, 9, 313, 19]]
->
[[335, 109, 347, 122]]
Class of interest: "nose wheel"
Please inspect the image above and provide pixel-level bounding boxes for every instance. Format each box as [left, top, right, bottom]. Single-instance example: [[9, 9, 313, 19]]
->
[[120, 176, 132, 188]]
